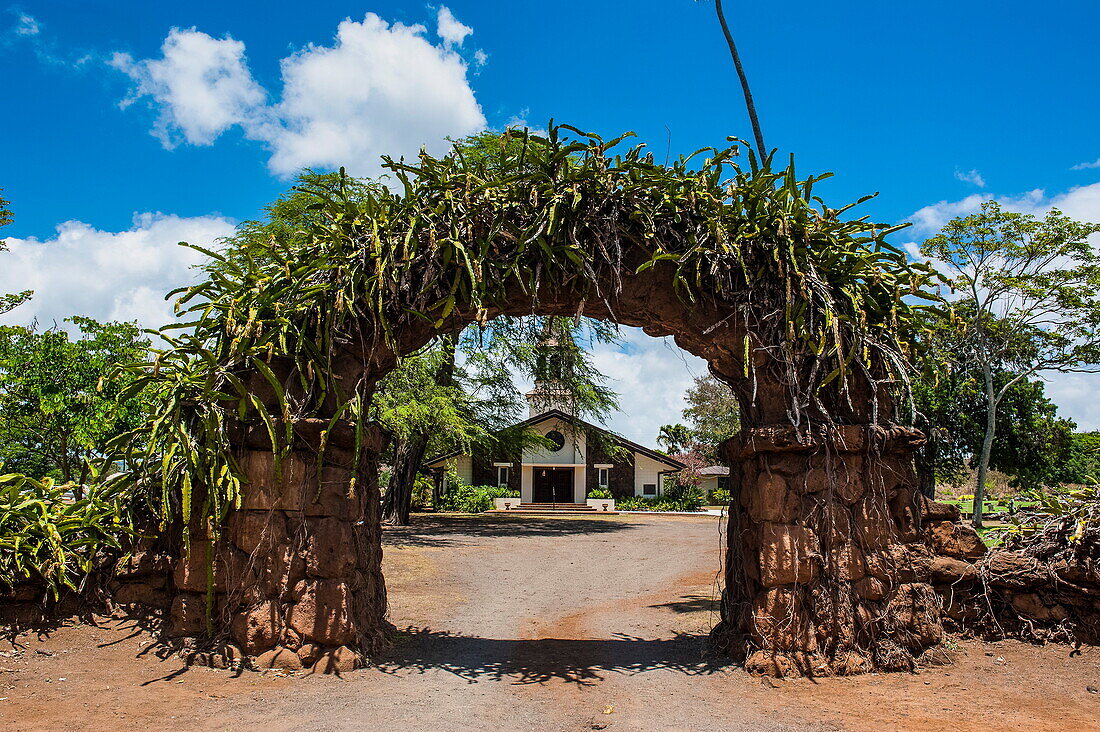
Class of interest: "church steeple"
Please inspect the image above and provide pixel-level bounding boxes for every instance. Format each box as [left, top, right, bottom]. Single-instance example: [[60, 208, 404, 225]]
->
[[525, 319, 575, 417]]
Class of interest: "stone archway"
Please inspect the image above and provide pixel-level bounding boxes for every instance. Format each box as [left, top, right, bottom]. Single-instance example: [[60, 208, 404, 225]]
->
[[169, 266, 946, 676], [159, 127, 969, 676]]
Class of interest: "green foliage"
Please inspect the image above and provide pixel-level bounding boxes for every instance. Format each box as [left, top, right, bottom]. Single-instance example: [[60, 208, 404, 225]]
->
[[0, 470, 132, 599], [587, 486, 612, 499], [0, 318, 151, 484], [1055, 431, 1100, 486], [709, 487, 732, 505], [118, 124, 935, 538], [996, 482, 1100, 547], [681, 374, 741, 457], [438, 483, 517, 513], [657, 423, 693, 454], [0, 190, 33, 316], [617, 492, 705, 512]]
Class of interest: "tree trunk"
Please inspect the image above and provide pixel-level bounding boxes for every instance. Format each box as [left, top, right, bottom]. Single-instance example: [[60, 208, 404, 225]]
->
[[973, 367, 997, 529], [915, 438, 937, 499], [380, 333, 458, 525], [381, 434, 431, 525], [714, 0, 767, 161]]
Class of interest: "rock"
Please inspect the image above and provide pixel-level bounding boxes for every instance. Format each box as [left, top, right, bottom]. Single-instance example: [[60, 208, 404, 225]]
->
[[1010, 592, 1067, 622], [112, 582, 169, 608], [745, 473, 800, 522], [173, 541, 252, 593], [311, 645, 359, 674], [885, 583, 943, 652], [229, 510, 287, 555], [925, 521, 987, 560], [984, 550, 1046, 588], [929, 556, 977, 585], [831, 543, 866, 581], [757, 523, 819, 587], [296, 642, 323, 666], [854, 576, 886, 601], [854, 496, 895, 546], [750, 587, 809, 649], [168, 593, 206, 637], [287, 580, 356, 646], [256, 645, 304, 671], [230, 599, 284, 654], [916, 496, 962, 522], [305, 518, 356, 578], [115, 551, 171, 580]]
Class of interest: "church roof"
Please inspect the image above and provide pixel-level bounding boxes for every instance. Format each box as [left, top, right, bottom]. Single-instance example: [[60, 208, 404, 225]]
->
[[424, 409, 687, 470]]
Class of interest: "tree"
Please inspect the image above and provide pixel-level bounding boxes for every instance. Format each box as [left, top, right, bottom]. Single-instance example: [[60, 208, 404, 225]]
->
[[912, 315, 1075, 496], [681, 374, 741, 457], [0, 190, 32, 316], [921, 201, 1100, 526], [657, 423, 693, 454], [0, 317, 150, 490], [712, 0, 766, 160]]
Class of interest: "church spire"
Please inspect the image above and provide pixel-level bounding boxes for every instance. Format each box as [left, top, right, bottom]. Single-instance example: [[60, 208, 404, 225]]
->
[[526, 318, 576, 417]]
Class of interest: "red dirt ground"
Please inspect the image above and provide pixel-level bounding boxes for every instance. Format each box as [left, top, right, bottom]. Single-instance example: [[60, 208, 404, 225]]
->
[[2, 513, 1098, 731]]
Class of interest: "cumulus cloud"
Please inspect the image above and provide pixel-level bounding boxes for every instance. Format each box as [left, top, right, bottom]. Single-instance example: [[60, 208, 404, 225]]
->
[[110, 8, 486, 177], [436, 6, 472, 48], [954, 168, 986, 188], [110, 29, 266, 148], [0, 212, 236, 330], [590, 328, 710, 445], [260, 12, 485, 176], [1072, 158, 1100, 171]]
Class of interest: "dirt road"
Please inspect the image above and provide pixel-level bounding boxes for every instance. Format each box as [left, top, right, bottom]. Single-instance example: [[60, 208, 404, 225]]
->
[[2, 513, 1099, 730]]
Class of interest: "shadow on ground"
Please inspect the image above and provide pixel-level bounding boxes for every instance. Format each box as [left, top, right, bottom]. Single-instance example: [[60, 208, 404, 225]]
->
[[383, 514, 636, 547], [375, 627, 733, 685]]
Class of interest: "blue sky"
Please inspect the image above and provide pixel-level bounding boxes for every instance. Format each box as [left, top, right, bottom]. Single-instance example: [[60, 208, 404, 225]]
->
[[2, 1, 1100, 443]]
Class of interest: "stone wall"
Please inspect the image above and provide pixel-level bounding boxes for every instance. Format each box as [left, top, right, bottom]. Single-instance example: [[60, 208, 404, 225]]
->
[[714, 423, 974, 676], [166, 420, 387, 674]]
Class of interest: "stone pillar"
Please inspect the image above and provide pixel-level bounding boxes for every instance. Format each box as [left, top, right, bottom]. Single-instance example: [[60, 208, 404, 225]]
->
[[715, 423, 947, 676], [168, 420, 388, 673]]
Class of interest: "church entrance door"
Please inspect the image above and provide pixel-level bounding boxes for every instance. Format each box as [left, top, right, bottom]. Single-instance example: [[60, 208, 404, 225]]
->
[[532, 467, 574, 504]]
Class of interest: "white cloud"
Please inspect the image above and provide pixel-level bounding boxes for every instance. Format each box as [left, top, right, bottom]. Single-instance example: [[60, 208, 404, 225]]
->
[[259, 12, 485, 177], [436, 6, 472, 48], [110, 28, 266, 148], [473, 49, 488, 66], [111, 10, 487, 178], [1071, 158, 1100, 171], [954, 168, 986, 188], [590, 328, 709, 445], [0, 212, 235, 330], [15, 12, 39, 36]]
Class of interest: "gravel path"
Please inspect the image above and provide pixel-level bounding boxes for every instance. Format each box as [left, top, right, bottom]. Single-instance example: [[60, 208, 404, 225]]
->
[[4, 513, 1099, 731]]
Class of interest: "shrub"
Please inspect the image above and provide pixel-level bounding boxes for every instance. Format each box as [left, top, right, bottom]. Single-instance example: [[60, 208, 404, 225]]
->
[[587, 486, 612, 499], [438, 484, 518, 513], [708, 487, 732, 505], [0, 471, 132, 599], [617, 493, 705, 512]]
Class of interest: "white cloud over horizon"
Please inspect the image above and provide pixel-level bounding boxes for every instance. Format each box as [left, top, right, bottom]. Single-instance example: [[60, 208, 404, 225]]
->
[[0, 212, 235, 330], [110, 9, 487, 178]]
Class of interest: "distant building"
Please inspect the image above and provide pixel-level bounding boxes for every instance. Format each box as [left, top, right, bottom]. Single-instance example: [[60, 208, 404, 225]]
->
[[696, 465, 731, 496], [423, 323, 684, 503]]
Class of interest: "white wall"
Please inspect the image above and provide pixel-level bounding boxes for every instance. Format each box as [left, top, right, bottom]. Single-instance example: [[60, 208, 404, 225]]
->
[[634, 454, 669, 496], [522, 418, 585, 465], [436, 455, 473, 486]]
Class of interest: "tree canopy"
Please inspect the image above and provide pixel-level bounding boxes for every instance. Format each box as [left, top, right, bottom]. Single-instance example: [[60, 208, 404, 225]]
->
[[0, 318, 150, 487], [0, 191, 32, 317]]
